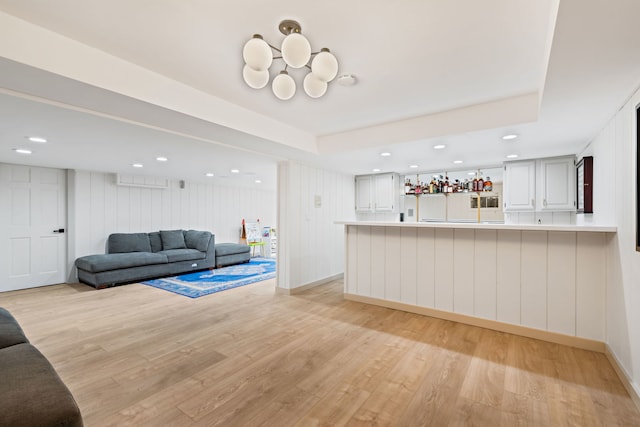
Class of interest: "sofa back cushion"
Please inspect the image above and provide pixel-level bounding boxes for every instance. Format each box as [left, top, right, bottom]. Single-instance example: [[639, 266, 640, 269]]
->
[[148, 232, 162, 253], [108, 233, 152, 254], [160, 230, 187, 250], [185, 230, 212, 252]]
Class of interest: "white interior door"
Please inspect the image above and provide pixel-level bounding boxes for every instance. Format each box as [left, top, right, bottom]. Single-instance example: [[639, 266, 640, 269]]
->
[[0, 164, 67, 292]]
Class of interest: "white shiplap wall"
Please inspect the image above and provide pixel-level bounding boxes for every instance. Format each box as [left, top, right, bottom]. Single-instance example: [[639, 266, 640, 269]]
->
[[68, 170, 275, 280], [346, 225, 607, 341], [580, 83, 640, 397], [277, 161, 355, 290]]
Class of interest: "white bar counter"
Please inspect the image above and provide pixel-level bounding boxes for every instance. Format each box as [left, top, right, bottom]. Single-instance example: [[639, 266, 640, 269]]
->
[[337, 220, 617, 351], [335, 220, 616, 232]]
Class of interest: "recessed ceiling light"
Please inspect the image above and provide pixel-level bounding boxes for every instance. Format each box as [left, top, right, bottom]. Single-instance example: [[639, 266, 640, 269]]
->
[[433, 144, 446, 150], [13, 148, 32, 154], [409, 164, 419, 169], [156, 156, 168, 162], [506, 154, 519, 159], [132, 163, 143, 168], [205, 173, 214, 177], [230, 169, 240, 173], [503, 134, 518, 140], [468, 172, 476, 176], [372, 168, 381, 172], [26, 136, 47, 143], [453, 160, 463, 164], [255, 179, 262, 184], [380, 152, 391, 157]]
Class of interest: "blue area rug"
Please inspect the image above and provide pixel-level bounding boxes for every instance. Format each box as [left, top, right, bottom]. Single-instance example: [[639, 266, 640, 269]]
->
[[142, 258, 276, 298]]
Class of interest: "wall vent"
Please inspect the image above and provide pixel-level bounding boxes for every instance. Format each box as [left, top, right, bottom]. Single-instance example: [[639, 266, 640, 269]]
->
[[116, 174, 169, 189]]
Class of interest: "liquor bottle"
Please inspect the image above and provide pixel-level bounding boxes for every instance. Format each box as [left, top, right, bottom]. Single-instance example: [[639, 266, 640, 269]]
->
[[405, 178, 411, 195], [484, 177, 492, 192], [472, 176, 479, 192], [478, 176, 484, 192]]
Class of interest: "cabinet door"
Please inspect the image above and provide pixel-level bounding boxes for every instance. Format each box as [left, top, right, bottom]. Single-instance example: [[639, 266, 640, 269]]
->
[[504, 161, 536, 211], [539, 157, 576, 211], [374, 174, 396, 211], [355, 176, 373, 211]]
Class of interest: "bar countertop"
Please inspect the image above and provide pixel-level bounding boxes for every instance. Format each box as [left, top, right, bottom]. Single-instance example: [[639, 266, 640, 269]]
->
[[335, 220, 617, 233]]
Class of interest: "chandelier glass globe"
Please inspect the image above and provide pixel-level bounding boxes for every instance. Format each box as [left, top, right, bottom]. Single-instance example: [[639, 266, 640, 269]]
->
[[311, 49, 338, 82], [243, 35, 272, 71], [303, 73, 328, 98], [281, 33, 311, 69], [272, 71, 296, 100]]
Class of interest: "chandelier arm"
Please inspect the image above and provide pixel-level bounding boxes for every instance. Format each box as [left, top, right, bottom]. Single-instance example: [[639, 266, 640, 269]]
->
[[267, 43, 281, 53]]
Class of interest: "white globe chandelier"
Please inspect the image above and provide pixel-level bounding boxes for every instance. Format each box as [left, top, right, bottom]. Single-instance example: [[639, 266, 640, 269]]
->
[[242, 19, 339, 100]]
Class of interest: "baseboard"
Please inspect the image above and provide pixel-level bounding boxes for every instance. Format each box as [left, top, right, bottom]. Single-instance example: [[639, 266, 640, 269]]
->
[[277, 273, 344, 295], [605, 345, 640, 412], [344, 293, 605, 353]]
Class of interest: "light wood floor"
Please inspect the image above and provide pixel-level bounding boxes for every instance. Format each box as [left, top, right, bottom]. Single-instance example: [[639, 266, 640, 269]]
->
[[2, 279, 639, 426]]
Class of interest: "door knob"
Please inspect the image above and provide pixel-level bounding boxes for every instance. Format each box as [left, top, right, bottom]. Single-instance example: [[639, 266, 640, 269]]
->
[[53, 228, 65, 233]]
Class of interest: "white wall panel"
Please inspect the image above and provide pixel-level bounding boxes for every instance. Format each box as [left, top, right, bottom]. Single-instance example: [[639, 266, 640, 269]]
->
[[75, 171, 92, 257], [453, 229, 475, 315], [370, 226, 386, 299], [278, 161, 355, 290], [356, 226, 372, 296], [435, 228, 454, 311], [400, 227, 418, 304], [384, 227, 402, 302], [520, 231, 547, 330], [345, 227, 357, 294], [576, 232, 605, 340], [474, 229, 497, 320], [416, 228, 436, 308], [547, 232, 576, 335], [496, 230, 521, 324]]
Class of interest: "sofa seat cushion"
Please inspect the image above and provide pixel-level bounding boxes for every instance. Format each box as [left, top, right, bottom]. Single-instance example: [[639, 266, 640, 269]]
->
[[215, 243, 251, 257], [76, 252, 168, 273], [0, 343, 83, 427], [0, 308, 29, 349], [158, 248, 206, 263]]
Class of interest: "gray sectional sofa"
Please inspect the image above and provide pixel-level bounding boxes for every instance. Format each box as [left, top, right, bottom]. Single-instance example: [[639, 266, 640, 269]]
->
[[75, 229, 252, 289], [0, 307, 83, 426], [76, 229, 216, 289]]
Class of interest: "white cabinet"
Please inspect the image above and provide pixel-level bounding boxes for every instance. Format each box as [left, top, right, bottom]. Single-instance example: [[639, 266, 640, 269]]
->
[[538, 157, 576, 211], [355, 176, 373, 211], [504, 160, 536, 211], [504, 156, 575, 212], [355, 173, 399, 213], [373, 174, 396, 211]]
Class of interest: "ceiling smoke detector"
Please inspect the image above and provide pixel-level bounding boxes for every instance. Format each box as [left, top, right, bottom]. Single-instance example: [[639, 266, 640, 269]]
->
[[337, 74, 357, 86]]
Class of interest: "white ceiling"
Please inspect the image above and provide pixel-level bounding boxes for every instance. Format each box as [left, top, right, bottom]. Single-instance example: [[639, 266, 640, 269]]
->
[[0, 0, 640, 190]]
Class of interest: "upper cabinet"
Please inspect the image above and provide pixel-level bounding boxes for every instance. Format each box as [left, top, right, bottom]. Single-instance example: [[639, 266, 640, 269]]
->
[[355, 173, 399, 213], [355, 175, 373, 211], [503, 160, 536, 211], [504, 156, 576, 212], [538, 156, 576, 211], [373, 173, 397, 211]]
